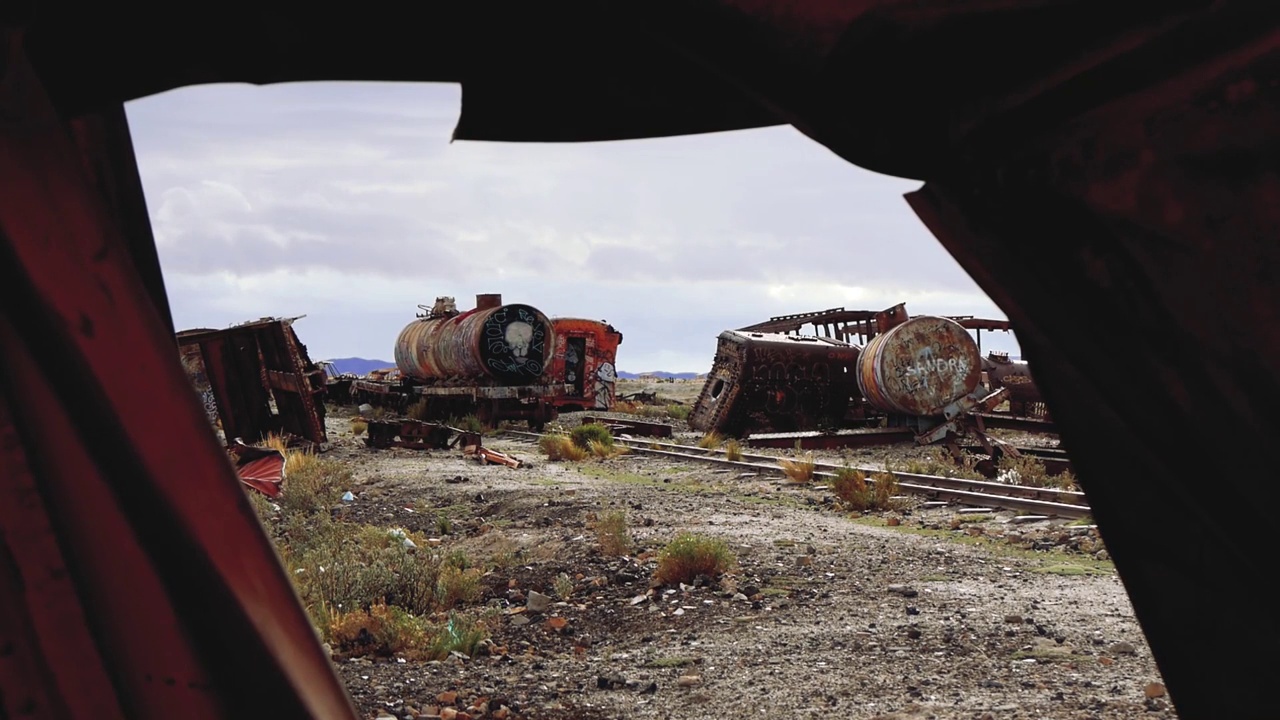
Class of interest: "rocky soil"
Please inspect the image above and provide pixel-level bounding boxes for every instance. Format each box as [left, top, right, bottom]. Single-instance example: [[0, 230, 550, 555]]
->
[[317, 393, 1176, 720]]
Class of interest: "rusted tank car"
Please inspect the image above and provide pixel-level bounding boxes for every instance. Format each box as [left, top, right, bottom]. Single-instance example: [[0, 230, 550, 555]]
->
[[548, 317, 623, 412], [395, 297, 554, 384], [353, 295, 624, 429], [856, 316, 982, 417], [689, 330, 863, 436], [981, 351, 1044, 415]]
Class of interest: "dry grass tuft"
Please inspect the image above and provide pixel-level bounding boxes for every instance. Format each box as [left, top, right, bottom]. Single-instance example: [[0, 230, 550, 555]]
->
[[724, 438, 743, 461], [570, 423, 614, 450], [246, 452, 492, 661], [594, 510, 632, 556], [350, 419, 368, 436], [539, 434, 589, 461], [553, 572, 575, 601], [654, 532, 736, 586], [996, 453, 1079, 490], [779, 453, 816, 483], [898, 448, 986, 480], [697, 432, 723, 449], [327, 605, 489, 660], [832, 466, 903, 512]]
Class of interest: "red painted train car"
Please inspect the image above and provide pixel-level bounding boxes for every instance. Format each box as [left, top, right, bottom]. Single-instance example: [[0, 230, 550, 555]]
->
[[547, 317, 623, 412]]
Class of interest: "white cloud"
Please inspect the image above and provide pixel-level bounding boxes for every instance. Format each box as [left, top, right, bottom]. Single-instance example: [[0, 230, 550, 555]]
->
[[127, 81, 1018, 372]]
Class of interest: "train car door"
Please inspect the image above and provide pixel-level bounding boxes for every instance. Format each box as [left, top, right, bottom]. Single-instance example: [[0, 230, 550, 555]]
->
[[565, 336, 587, 398]]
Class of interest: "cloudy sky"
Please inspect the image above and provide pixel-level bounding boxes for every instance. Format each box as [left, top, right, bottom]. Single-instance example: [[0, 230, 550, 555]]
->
[[125, 82, 1019, 373]]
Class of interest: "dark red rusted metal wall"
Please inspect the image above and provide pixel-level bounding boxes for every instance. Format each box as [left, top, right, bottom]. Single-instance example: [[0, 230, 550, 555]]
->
[[5, 3, 1280, 718], [0, 30, 358, 719]]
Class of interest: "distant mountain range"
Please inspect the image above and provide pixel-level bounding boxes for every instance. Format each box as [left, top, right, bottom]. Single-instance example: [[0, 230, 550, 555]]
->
[[616, 371, 702, 380], [322, 358, 702, 380], [324, 357, 396, 376]]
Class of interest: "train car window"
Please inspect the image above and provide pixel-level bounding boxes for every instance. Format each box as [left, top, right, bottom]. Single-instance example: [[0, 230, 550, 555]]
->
[[566, 337, 587, 397]]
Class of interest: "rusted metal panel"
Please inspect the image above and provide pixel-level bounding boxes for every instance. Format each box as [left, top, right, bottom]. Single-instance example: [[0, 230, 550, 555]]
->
[[394, 296, 554, 385], [176, 318, 329, 447], [856, 316, 982, 417], [10, 5, 1280, 718], [364, 419, 458, 450], [982, 351, 1043, 406], [689, 330, 862, 436], [548, 317, 623, 411], [0, 35, 358, 719]]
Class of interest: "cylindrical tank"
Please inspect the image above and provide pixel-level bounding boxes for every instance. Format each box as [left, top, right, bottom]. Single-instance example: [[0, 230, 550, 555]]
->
[[856, 316, 982, 417], [395, 303, 555, 385], [982, 353, 1042, 403]]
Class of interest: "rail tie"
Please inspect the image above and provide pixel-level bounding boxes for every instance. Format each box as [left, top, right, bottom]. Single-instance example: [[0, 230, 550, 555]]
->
[[500, 430, 1091, 520]]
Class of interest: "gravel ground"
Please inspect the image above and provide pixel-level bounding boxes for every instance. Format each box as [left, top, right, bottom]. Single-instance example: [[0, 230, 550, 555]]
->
[[314, 404, 1176, 720]]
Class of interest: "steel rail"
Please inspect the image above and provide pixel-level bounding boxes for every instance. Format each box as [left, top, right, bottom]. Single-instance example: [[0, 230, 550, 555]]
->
[[500, 430, 1091, 519]]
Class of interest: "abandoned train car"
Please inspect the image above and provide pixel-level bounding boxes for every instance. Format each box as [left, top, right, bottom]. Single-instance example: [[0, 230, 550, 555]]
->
[[352, 294, 621, 427], [688, 330, 865, 436], [981, 351, 1045, 416], [547, 317, 623, 412], [856, 314, 984, 419]]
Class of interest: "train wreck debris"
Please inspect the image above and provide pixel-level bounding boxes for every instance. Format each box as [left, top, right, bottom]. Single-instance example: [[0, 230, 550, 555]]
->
[[696, 303, 1045, 456], [227, 439, 286, 497], [580, 414, 674, 438], [176, 316, 329, 449], [463, 445, 523, 468], [363, 418, 481, 451], [688, 330, 864, 437], [353, 293, 622, 430]]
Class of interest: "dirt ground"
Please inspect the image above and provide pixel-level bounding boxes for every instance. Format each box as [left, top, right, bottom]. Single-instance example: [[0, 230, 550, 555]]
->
[[314, 380, 1177, 720]]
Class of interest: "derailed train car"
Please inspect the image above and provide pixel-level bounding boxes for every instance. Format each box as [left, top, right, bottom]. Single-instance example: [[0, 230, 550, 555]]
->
[[688, 330, 864, 436], [352, 294, 621, 427], [691, 307, 1019, 437]]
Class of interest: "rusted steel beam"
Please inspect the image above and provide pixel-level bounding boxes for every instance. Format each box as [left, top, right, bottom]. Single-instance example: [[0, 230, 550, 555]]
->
[[973, 412, 1057, 434], [745, 426, 914, 449], [581, 415, 674, 438]]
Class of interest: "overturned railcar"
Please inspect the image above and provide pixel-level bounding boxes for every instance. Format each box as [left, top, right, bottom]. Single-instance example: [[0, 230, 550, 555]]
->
[[688, 330, 863, 436], [981, 351, 1045, 416], [856, 315, 983, 418]]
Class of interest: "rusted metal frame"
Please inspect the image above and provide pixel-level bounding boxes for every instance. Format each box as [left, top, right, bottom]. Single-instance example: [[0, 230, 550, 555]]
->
[[0, 35, 356, 718], [275, 323, 327, 444], [67, 106, 174, 334], [0, 397, 123, 719], [953, 3, 1278, 150], [744, 426, 913, 449], [904, 170, 1273, 717], [414, 383, 570, 399], [209, 334, 275, 442], [546, 433, 1091, 518], [971, 412, 1056, 434], [581, 415, 674, 438], [0, 312, 218, 720]]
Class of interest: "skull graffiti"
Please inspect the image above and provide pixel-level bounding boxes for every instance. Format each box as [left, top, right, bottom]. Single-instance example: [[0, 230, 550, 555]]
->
[[505, 321, 534, 358]]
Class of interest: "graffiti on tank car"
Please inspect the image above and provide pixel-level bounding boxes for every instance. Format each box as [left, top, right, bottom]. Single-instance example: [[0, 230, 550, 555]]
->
[[904, 356, 967, 379], [483, 306, 547, 379]]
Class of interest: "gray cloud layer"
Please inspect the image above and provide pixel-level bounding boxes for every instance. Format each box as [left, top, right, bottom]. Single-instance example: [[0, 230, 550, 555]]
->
[[127, 82, 1016, 371]]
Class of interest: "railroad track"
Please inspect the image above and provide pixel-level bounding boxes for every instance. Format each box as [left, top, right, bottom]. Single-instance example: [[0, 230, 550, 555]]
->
[[499, 430, 1092, 520]]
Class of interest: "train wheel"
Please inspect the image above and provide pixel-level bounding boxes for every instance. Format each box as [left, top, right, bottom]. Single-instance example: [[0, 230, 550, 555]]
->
[[528, 419, 545, 432]]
